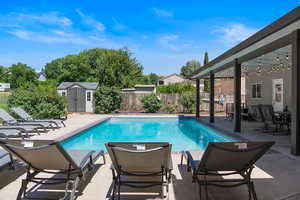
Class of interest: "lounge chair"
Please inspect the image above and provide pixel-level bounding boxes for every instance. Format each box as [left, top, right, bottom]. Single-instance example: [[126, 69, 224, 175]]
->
[[0, 109, 54, 131], [106, 142, 173, 200], [0, 128, 27, 138], [0, 148, 14, 170], [11, 107, 66, 128], [181, 141, 274, 200], [0, 125, 40, 136], [0, 139, 106, 200]]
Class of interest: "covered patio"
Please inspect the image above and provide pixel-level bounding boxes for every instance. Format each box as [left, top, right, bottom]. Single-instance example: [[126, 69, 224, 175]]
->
[[193, 6, 300, 155]]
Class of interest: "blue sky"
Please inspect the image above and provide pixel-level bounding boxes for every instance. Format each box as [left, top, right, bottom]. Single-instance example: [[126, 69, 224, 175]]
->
[[0, 0, 298, 74]]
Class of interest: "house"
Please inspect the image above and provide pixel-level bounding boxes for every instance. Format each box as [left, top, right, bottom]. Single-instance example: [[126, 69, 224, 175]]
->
[[0, 83, 10, 92], [191, 6, 300, 155], [38, 71, 46, 81], [157, 73, 192, 85], [57, 82, 98, 113], [122, 85, 156, 94]]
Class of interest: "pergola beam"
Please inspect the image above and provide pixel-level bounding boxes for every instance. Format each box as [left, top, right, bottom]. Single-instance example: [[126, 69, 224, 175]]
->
[[209, 72, 215, 123], [234, 59, 241, 132], [196, 78, 200, 119], [291, 29, 300, 155]]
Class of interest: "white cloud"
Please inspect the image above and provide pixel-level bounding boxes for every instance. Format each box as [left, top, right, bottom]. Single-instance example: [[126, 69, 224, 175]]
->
[[76, 9, 105, 32], [153, 8, 173, 17], [24, 13, 72, 26], [0, 12, 72, 28], [8, 29, 95, 45], [157, 34, 179, 50], [112, 18, 127, 31], [212, 23, 258, 46]]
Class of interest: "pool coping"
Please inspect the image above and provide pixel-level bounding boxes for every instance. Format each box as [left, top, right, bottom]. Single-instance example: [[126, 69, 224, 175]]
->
[[54, 117, 111, 142]]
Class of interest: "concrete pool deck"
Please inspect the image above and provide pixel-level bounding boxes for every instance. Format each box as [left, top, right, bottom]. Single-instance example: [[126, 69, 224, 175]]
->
[[0, 113, 300, 200]]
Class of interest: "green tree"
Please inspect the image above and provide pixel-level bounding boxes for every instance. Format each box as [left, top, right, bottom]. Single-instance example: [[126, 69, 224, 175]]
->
[[203, 52, 210, 92], [180, 60, 201, 79], [156, 83, 195, 94], [96, 48, 143, 88], [180, 92, 196, 113], [7, 63, 38, 88], [94, 86, 123, 114], [0, 66, 8, 82], [138, 73, 160, 85], [44, 48, 143, 88], [204, 51, 209, 65], [141, 94, 161, 113], [7, 83, 66, 119]]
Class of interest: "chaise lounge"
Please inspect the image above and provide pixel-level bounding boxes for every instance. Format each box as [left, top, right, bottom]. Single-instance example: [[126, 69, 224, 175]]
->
[[0, 109, 54, 131], [181, 141, 274, 200], [106, 142, 173, 200], [0, 139, 106, 200], [11, 107, 66, 128]]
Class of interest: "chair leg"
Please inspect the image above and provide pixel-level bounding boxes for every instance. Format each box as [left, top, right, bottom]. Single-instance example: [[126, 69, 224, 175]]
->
[[17, 179, 28, 200], [247, 183, 252, 200], [70, 177, 80, 200], [118, 183, 121, 200], [180, 152, 184, 165], [112, 180, 116, 200], [198, 184, 202, 200], [250, 183, 258, 200]]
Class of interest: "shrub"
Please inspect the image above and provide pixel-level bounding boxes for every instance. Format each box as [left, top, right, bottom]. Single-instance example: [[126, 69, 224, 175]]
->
[[156, 83, 195, 94], [7, 83, 67, 119], [141, 94, 161, 113], [94, 86, 123, 114], [180, 92, 196, 113], [161, 104, 178, 114]]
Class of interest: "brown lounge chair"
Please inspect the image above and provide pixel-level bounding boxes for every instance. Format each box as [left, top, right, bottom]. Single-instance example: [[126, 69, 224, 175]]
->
[[0, 139, 106, 200], [181, 141, 275, 200], [106, 142, 173, 200]]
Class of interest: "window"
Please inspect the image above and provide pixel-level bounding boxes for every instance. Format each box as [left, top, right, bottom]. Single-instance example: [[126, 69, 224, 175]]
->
[[158, 80, 164, 85], [61, 92, 66, 96], [87, 92, 91, 101], [252, 84, 262, 98]]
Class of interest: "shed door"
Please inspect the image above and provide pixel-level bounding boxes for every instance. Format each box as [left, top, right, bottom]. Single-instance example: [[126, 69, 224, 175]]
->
[[67, 87, 86, 112]]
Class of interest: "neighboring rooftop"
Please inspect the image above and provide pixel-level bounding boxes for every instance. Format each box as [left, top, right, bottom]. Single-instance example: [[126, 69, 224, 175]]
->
[[57, 82, 99, 90]]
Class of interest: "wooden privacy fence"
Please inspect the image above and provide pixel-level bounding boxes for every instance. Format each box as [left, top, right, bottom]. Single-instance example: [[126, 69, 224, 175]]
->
[[120, 93, 184, 112], [120, 92, 246, 113]]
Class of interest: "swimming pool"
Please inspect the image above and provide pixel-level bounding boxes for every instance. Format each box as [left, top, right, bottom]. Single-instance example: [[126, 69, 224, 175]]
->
[[61, 117, 233, 152]]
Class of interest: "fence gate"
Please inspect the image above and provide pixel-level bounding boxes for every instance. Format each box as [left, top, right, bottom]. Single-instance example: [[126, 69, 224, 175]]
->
[[67, 87, 86, 112]]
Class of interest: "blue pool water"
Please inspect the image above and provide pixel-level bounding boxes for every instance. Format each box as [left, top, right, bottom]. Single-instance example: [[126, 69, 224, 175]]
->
[[61, 117, 232, 152]]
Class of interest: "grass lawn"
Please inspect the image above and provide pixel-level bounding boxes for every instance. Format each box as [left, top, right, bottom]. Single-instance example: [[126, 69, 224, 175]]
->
[[0, 92, 10, 111]]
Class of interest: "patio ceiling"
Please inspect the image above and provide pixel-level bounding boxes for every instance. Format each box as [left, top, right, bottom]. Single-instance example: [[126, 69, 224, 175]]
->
[[192, 6, 300, 79]]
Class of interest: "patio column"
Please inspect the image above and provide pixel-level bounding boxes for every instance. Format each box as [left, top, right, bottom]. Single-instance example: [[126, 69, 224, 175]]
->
[[209, 72, 215, 123], [291, 29, 300, 155], [234, 59, 241, 132], [196, 78, 200, 118]]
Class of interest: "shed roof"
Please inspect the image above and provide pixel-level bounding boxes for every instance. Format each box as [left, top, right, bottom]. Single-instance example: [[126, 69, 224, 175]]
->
[[58, 82, 99, 90]]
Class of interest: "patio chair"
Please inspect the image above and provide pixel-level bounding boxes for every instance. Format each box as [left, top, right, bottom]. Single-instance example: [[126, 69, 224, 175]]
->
[[0, 125, 40, 136], [248, 105, 264, 122], [180, 141, 274, 200], [0, 148, 14, 170], [0, 139, 106, 200], [0, 128, 28, 138], [0, 109, 54, 131], [11, 107, 66, 128], [106, 142, 173, 200], [259, 105, 282, 132]]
